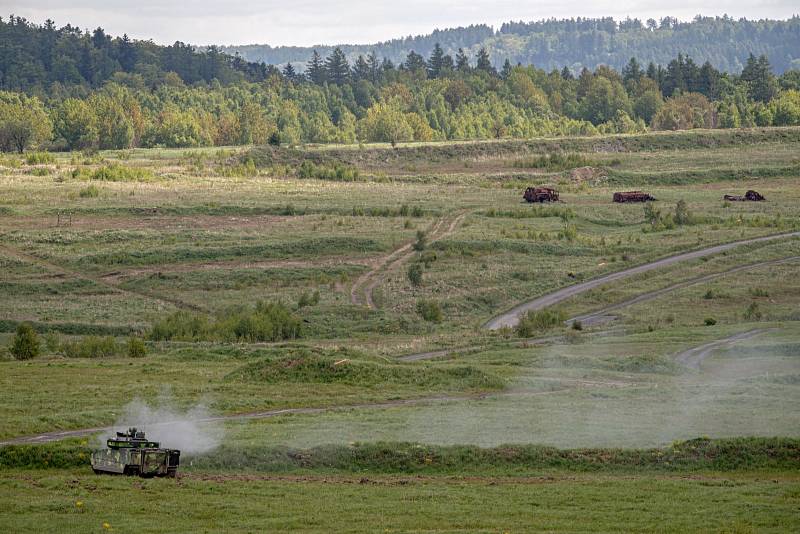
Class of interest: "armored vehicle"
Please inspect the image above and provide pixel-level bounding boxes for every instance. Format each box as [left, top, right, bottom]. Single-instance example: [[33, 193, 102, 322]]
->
[[524, 187, 559, 203], [724, 190, 765, 202], [91, 427, 180, 477], [613, 191, 656, 203]]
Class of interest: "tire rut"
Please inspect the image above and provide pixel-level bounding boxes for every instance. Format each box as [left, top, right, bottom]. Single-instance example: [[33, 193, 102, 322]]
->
[[351, 211, 468, 309], [486, 231, 800, 330], [674, 329, 774, 369], [0, 243, 205, 313]]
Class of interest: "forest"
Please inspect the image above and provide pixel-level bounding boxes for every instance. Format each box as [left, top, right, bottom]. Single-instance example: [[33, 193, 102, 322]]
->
[[1, 15, 800, 152], [224, 16, 800, 74]]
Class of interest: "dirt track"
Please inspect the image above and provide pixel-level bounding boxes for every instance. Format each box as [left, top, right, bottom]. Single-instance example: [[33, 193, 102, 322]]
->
[[350, 211, 468, 309], [0, 243, 205, 312], [486, 231, 800, 330], [567, 256, 800, 327], [674, 329, 774, 369]]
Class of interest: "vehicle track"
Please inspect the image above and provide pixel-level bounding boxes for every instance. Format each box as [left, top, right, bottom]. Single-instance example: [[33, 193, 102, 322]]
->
[[400, 249, 799, 362], [486, 231, 800, 330], [350, 211, 468, 309], [673, 329, 774, 369], [0, 243, 205, 313], [567, 256, 800, 327]]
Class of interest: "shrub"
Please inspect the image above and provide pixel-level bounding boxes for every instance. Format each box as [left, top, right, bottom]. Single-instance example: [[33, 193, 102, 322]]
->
[[704, 317, 717, 326], [127, 337, 147, 358], [60, 336, 120, 358], [150, 302, 302, 342], [744, 302, 763, 321], [412, 230, 427, 251], [297, 290, 320, 308], [9, 323, 40, 360], [419, 250, 437, 267], [25, 152, 55, 165], [72, 164, 153, 182], [79, 184, 100, 198], [572, 320, 583, 331], [407, 264, 423, 286], [512, 152, 592, 171], [674, 199, 692, 225], [416, 299, 443, 323], [516, 309, 567, 337], [298, 160, 359, 181]]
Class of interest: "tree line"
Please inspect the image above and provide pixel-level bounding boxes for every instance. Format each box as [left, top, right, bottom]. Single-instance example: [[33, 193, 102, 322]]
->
[[1, 17, 800, 153], [223, 15, 800, 74]]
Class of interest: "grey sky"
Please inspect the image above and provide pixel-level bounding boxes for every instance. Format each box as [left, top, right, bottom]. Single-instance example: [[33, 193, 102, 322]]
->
[[2, 1, 798, 47]]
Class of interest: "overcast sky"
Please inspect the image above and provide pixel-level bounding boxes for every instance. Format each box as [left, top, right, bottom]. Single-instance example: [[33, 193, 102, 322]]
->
[[2, 1, 798, 47]]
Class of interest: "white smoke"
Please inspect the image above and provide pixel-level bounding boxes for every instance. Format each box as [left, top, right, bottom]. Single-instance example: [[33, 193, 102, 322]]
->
[[103, 394, 224, 456]]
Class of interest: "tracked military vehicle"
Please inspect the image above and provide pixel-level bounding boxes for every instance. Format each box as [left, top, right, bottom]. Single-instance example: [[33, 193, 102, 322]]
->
[[91, 427, 180, 477]]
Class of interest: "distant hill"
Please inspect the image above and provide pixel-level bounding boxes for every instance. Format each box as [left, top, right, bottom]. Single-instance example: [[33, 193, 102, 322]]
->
[[221, 16, 800, 73]]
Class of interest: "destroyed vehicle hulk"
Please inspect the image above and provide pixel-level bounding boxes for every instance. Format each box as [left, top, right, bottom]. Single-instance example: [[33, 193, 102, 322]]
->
[[91, 427, 180, 478], [613, 191, 656, 203], [724, 190, 765, 202], [523, 187, 559, 203]]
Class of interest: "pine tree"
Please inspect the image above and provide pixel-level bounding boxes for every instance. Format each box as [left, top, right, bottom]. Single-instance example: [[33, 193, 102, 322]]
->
[[366, 51, 381, 83], [476, 47, 495, 74], [282, 62, 297, 81], [561, 66, 574, 80], [404, 51, 427, 74], [741, 54, 777, 103], [306, 50, 326, 85], [427, 43, 445, 78], [353, 55, 370, 81], [500, 59, 513, 79], [622, 57, 643, 84], [455, 48, 470, 72], [324, 47, 350, 85], [697, 61, 720, 98]]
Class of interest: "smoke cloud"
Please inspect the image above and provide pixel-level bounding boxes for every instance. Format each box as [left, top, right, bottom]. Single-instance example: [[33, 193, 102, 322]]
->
[[103, 394, 224, 455]]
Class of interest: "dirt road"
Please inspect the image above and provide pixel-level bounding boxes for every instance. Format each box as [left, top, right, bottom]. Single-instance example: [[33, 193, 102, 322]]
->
[[674, 329, 774, 369], [567, 256, 800, 327], [486, 231, 800, 330], [350, 211, 468, 309]]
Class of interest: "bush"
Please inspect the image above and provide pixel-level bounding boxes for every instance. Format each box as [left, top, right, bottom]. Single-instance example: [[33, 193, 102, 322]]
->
[[744, 302, 763, 321], [60, 336, 120, 358], [704, 317, 717, 326], [9, 323, 40, 360], [416, 299, 443, 323], [412, 230, 427, 251], [407, 264, 423, 286], [150, 302, 302, 342], [127, 337, 147, 358], [297, 290, 320, 308], [25, 152, 55, 165], [72, 164, 153, 182], [516, 309, 567, 337], [79, 184, 99, 198], [298, 160, 359, 181], [512, 152, 592, 171]]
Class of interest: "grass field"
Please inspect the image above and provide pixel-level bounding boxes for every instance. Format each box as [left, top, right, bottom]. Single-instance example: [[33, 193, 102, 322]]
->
[[2, 127, 800, 531]]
